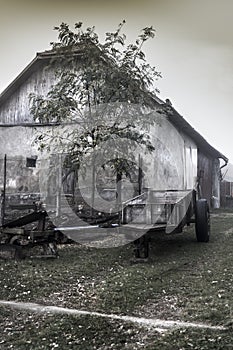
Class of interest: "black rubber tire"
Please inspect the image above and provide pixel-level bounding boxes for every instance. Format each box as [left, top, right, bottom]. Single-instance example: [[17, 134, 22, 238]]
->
[[195, 199, 210, 242]]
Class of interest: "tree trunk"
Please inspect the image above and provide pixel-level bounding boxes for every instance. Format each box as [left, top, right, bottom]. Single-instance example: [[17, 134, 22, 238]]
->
[[91, 155, 96, 217], [116, 171, 122, 211], [138, 154, 143, 195]]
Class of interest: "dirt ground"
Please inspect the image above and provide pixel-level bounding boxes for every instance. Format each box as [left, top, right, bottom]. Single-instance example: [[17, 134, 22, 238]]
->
[[0, 209, 232, 349]]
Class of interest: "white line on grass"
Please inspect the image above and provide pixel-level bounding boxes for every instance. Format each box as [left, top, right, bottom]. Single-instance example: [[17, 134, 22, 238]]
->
[[0, 300, 226, 333]]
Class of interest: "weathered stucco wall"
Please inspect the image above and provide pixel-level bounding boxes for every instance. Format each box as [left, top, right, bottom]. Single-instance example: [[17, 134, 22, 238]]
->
[[0, 126, 44, 193], [144, 117, 197, 191], [0, 116, 199, 197], [0, 126, 38, 157]]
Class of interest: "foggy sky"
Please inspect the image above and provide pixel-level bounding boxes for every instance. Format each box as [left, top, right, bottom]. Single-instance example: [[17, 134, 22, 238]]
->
[[0, 0, 233, 162]]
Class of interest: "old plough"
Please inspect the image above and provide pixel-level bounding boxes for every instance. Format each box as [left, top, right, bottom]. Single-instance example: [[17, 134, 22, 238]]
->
[[0, 194, 58, 259]]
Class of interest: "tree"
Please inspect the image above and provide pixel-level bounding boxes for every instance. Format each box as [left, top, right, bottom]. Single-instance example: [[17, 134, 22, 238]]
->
[[29, 21, 162, 218]]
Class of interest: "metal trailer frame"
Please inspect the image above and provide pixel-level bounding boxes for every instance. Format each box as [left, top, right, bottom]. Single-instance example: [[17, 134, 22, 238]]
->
[[51, 188, 210, 260], [120, 188, 210, 258]]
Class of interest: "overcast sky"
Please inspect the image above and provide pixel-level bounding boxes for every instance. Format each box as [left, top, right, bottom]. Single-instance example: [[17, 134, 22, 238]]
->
[[0, 0, 233, 162]]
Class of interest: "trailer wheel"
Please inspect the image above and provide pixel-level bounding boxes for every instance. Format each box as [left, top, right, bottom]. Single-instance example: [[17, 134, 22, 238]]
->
[[195, 199, 210, 242]]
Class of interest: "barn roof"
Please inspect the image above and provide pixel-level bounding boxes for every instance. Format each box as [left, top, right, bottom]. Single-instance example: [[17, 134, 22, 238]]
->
[[154, 99, 228, 163], [0, 48, 228, 163], [0, 49, 83, 106]]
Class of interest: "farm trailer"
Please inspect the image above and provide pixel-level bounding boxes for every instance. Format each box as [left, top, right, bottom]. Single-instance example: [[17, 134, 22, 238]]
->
[[56, 188, 210, 259], [120, 188, 210, 258]]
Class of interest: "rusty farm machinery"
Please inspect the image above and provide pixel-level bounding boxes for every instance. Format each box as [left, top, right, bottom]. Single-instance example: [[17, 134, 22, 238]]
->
[[0, 194, 59, 259], [0, 155, 59, 259]]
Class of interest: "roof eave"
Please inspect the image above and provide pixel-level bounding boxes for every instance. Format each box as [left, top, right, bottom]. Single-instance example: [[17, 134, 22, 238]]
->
[[168, 106, 228, 162], [0, 54, 46, 105], [0, 47, 84, 105]]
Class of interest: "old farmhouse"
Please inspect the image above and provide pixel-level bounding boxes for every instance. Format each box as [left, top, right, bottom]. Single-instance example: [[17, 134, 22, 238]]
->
[[0, 49, 228, 212]]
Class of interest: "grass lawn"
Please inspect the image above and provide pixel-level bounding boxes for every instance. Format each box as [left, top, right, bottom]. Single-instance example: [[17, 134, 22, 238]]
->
[[0, 209, 232, 349]]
